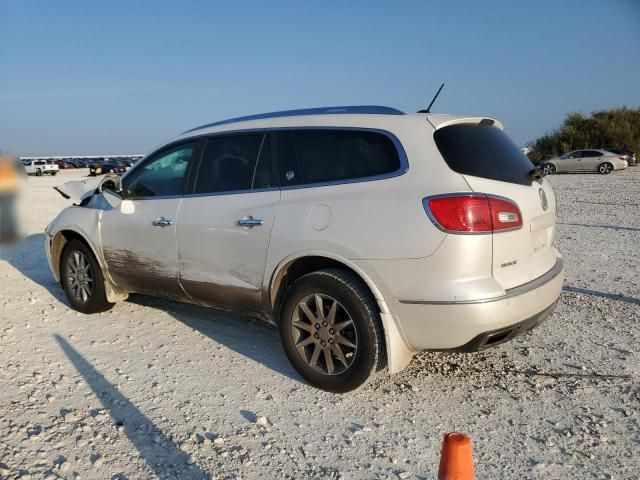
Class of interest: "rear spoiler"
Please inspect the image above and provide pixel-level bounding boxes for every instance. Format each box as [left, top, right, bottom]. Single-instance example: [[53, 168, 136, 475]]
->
[[426, 115, 504, 131]]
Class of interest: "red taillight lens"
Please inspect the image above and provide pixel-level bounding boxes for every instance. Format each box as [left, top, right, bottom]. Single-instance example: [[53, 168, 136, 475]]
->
[[425, 195, 522, 233], [426, 195, 492, 232], [488, 196, 522, 231]]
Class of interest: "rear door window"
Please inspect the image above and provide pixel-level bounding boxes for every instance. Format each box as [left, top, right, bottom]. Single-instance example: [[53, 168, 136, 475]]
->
[[275, 129, 401, 186], [433, 124, 534, 186]]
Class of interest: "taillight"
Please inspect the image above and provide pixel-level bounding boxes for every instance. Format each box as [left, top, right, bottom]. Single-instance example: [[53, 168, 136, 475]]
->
[[488, 196, 522, 231], [619, 156, 627, 161], [424, 194, 522, 233]]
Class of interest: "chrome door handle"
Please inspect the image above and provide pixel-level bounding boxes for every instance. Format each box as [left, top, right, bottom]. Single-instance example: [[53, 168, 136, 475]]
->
[[238, 216, 263, 227], [152, 217, 173, 227]]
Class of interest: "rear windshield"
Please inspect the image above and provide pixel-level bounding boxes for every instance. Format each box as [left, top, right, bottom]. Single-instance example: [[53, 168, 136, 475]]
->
[[434, 124, 534, 186]]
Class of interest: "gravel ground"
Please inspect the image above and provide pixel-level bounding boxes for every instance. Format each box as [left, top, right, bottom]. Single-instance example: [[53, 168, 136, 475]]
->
[[0, 168, 638, 479]]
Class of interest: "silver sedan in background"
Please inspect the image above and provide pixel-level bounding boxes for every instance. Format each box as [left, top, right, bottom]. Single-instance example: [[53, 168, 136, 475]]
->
[[540, 149, 628, 174]]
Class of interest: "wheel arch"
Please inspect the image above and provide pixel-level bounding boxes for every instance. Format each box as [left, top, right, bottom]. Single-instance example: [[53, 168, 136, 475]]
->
[[50, 229, 103, 281], [51, 228, 128, 303], [267, 252, 414, 374], [268, 252, 389, 315]]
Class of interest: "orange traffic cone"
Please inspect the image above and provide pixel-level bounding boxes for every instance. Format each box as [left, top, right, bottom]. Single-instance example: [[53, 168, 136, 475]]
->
[[438, 432, 475, 480]]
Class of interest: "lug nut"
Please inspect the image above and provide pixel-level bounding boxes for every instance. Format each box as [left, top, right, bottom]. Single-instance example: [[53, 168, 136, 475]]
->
[[314, 333, 319, 339], [322, 321, 328, 327], [328, 338, 334, 344], [315, 323, 320, 329], [329, 328, 334, 334], [321, 341, 326, 346]]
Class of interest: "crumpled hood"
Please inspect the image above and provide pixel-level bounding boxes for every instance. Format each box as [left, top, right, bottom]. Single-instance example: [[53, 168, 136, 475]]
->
[[54, 174, 117, 204]]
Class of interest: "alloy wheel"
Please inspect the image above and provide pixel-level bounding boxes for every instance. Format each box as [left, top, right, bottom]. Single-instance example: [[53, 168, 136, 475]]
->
[[599, 163, 612, 174], [291, 293, 358, 375], [67, 251, 94, 303]]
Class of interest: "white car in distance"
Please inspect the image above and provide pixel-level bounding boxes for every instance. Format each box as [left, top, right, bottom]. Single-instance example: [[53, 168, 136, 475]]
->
[[540, 149, 628, 174], [23, 160, 59, 176]]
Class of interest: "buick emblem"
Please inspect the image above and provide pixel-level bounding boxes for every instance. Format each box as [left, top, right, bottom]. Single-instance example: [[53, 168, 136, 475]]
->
[[539, 188, 548, 211]]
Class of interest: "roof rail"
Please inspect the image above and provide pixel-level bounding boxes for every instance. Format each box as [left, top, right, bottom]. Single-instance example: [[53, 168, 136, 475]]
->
[[184, 105, 405, 133]]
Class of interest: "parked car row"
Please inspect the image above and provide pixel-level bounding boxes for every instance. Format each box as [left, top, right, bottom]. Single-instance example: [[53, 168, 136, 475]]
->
[[539, 148, 635, 175], [88, 160, 131, 176], [20, 157, 142, 176]]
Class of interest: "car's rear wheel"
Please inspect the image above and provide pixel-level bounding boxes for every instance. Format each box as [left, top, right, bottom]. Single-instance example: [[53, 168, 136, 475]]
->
[[60, 239, 114, 314], [279, 269, 386, 393], [598, 162, 613, 174], [36, 169, 42, 176], [542, 163, 556, 175]]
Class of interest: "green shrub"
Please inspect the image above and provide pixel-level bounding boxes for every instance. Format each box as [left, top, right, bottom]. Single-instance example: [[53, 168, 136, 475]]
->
[[526, 107, 640, 164]]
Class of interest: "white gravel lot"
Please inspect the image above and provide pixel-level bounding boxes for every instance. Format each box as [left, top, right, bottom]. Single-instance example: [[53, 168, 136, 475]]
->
[[0, 168, 638, 479]]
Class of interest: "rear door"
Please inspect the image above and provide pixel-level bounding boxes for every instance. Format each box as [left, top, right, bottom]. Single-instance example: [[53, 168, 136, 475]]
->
[[581, 150, 602, 171], [433, 122, 558, 290], [176, 132, 279, 312]]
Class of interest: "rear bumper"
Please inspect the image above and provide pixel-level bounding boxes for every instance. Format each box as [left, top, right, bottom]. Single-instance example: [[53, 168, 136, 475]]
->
[[442, 298, 558, 352], [393, 258, 564, 351]]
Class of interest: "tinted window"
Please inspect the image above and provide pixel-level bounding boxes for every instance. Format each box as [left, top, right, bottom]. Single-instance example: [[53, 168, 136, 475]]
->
[[276, 129, 401, 186], [194, 134, 264, 194], [434, 124, 534, 186], [274, 131, 302, 185], [583, 150, 601, 158], [125, 142, 195, 198], [252, 135, 274, 189]]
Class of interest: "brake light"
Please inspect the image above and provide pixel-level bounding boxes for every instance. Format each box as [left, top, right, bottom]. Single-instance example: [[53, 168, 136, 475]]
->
[[424, 194, 522, 233], [619, 156, 627, 161]]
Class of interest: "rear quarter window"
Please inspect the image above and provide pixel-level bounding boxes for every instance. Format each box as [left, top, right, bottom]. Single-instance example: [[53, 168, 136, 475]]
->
[[434, 124, 534, 186]]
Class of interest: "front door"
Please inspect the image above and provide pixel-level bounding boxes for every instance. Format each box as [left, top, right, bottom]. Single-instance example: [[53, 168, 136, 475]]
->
[[177, 133, 279, 312], [559, 151, 582, 171], [100, 141, 199, 299]]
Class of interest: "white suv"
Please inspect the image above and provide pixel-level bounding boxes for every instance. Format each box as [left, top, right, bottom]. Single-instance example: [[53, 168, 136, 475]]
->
[[45, 106, 564, 392]]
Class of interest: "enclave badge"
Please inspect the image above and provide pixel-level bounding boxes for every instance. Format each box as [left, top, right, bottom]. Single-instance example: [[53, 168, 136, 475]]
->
[[539, 188, 548, 211]]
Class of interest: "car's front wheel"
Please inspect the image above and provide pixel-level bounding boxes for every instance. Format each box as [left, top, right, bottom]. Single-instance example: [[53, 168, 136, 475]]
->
[[279, 269, 386, 393], [60, 239, 114, 314], [598, 162, 613, 174]]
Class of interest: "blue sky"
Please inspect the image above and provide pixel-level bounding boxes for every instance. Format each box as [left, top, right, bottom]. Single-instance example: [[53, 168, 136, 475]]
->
[[1, 0, 639, 155]]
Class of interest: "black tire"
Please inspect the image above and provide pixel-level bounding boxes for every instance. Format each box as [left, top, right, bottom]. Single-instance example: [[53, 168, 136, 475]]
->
[[279, 269, 386, 393], [60, 239, 114, 314], [35, 169, 42, 176], [51, 171, 58, 176], [598, 162, 613, 175], [542, 163, 556, 175]]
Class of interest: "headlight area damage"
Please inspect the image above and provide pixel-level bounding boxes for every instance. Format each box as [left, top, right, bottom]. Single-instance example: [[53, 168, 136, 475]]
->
[[47, 174, 128, 304], [54, 174, 122, 206]]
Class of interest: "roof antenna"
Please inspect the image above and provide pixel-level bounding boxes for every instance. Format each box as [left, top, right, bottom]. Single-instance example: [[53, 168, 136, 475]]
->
[[418, 83, 445, 113]]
